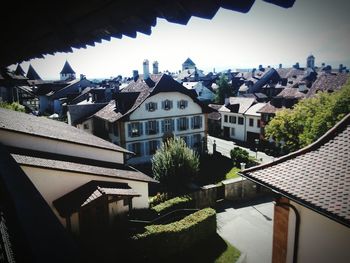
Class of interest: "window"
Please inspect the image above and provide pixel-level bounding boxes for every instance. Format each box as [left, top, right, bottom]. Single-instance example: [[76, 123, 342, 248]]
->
[[162, 100, 173, 110], [192, 134, 201, 147], [249, 118, 254, 127], [257, 119, 261, 128], [178, 100, 188, 109], [146, 120, 158, 135], [162, 119, 174, 133], [231, 127, 235, 136], [83, 123, 89, 129], [146, 102, 157, 112], [229, 116, 236, 124], [148, 140, 159, 155], [128, 122, 143, 137], [191, 116, 202, 129], [130, 142, 142, 156], [224, 115, 228, 123], [238, 117, 244, 125], [181, 136, 188, 145], [178, 117, 189, 131]]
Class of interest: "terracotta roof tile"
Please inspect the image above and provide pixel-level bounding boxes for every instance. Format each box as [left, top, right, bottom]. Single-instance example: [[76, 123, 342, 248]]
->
[[241, 114, 350, 227]]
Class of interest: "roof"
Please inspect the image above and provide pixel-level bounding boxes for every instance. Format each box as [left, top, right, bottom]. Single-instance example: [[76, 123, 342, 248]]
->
[[183, 58, 196, 65], [241, 114, 350, 227], [0, 108, 130, 153], [306, 72, 349, 98], [1, 0, 295, 67], [91, 74, 212, 123], [12, 153, 157, 183], [276, 87, 306, 99], [68, 102, 108, 125], [244, 103, 267, 116], [26, 64, 41, 80], [14, 64, 25, 76], [53, 180, 141, 217], [257, 102, 282, 114], [219, 97, 256, 114], [60, 61, 76, 75]]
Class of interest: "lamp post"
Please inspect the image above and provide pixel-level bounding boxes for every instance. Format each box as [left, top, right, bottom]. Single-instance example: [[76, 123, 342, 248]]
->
[[254, 138, 259, 159], [240, 162, 246, 199]]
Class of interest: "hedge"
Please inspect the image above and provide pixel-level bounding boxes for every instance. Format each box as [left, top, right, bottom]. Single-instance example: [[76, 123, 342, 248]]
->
[[151, 196, 193, 215], [131, 208, 217, 260]]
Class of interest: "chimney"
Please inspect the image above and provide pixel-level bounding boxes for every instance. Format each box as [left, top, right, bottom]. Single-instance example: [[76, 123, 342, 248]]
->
[[259, 64, 263, 70], [252, 68, 256, 77], [132, 70, 139, 81], [339, 64, 343, 73], [293, 62, 299, 69], [143, 59, 150, 79], [279, 64, 282, 69], [152, 61, 159, 74]]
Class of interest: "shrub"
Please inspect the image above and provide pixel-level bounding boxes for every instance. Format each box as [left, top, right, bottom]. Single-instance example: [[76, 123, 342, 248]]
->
[[132, 208, 216, 260], [0, 102, 25, 112], [149, 192, 169, 208], [151, 196, 193, 215], [152, 137, 199, 193]]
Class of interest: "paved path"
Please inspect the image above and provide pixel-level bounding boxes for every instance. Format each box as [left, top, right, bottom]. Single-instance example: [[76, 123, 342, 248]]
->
[[216, 199, 274, 263], [207, 135, 275, 164]]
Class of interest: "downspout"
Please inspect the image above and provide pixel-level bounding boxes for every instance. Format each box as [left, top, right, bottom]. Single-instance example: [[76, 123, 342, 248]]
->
[[275, 200, 300, 263]]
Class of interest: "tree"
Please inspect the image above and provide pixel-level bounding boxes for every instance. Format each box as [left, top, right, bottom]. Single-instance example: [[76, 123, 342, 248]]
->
[[214, 75, 233, 104], [265, 82, 350, 153], [230, 147, 257, 167], [152, 137, 199, 193]]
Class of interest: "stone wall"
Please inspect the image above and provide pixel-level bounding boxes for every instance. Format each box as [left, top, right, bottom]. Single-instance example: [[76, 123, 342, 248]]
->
[[190, 184, 217, 209]]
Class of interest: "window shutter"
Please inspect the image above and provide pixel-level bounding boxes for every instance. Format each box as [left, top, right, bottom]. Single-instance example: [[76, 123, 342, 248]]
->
[[127, 143, 133, 152], [199, 116, 202, 128], [191, 117, 194, 129], [185, 117, 189, 130], [161, 120, 165, 133], [145, 103, 149, 111], [170, 100, 173, 109], [161, 101, 165, 109], [139, 122, 143, 136], [145, 121, 149, 135], [128, 123, 132, 137], [156, 140, 161, 149], [145, 141, 150, 155], [177, 118, 180, 131], [154, 103, 158, 110], [171, 119, 175, 131], [156, 120, 159, 134], [185, 100, 188, 107], [140, 143, 144, 156], [177, 101, 180, 109]]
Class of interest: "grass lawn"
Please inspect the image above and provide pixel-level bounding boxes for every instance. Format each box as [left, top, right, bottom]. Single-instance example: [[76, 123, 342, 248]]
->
[[225, 167, 241, 180], [165, 234, 241, 263]]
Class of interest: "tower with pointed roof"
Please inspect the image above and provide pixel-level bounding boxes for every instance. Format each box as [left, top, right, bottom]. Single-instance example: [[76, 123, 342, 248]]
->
[[14, 64, 25, 76], [182, 58, 196, 71], [60, 61, 76, 80], [26, 64, 42, 80], [307, 54, 315, 69]]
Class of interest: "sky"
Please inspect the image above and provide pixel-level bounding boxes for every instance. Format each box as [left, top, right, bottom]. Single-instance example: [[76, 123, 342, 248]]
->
[[9, 0, 350, 80]]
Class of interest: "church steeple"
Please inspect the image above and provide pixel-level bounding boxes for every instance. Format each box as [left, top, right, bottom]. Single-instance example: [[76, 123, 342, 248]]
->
[[60, 61, 76, 80]]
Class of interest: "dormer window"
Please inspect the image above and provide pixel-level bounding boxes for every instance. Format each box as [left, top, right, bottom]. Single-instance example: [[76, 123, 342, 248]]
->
[[146, 102, 157, 112], [178, 100, 188, 109], [162, 100, 173, 111]]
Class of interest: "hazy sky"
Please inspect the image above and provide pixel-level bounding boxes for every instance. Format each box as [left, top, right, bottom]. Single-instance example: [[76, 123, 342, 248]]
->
[[9, 0, 350, 80]]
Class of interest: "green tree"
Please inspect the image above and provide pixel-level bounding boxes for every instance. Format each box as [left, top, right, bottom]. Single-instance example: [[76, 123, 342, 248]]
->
[[215, 75, 233, 104], [0, 102, 25, 112], [152, 137, 199, 193], [230, 147, 257, 167], [265, 82, 350, 153]]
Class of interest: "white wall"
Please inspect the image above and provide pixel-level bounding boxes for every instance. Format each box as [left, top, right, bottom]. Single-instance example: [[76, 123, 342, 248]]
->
[[20, 165, 149, 227], [76, 119, 93, 134], [286, 201, 350, 263], [0, 130, 124, 164], [245, 115, 261, 134], [220, 112, 246, 141]]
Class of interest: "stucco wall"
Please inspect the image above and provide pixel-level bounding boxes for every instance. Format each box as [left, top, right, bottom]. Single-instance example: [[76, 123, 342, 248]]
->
[[0, 129, 124, 164], [286, 201, 350, 263], [220, 112, 246, 141], [245, 115, 261, 134], [20, 165, 149, 227]]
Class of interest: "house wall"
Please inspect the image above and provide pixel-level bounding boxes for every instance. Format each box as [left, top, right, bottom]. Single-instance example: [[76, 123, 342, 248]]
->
[[123, 92, 206, 164], [20, 165, 149, 227], [285, 201, 350, 263], [220, 112, 246, 141], [76, 119, 94, 134], [0, 130, 124, 164], [245, 115, 261, 134]]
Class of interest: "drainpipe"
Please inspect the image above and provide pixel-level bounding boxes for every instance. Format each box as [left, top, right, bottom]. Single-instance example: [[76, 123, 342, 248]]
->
[[275, 200, 300, 263]]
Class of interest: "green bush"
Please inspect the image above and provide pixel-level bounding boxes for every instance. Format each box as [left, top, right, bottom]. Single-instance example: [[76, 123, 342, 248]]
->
[[0, 102, 25, 112], [132, 208, 217, 260], [151, 196, 193, 215], [149, 192, 169, 208], [230, 147, 257, 167]]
